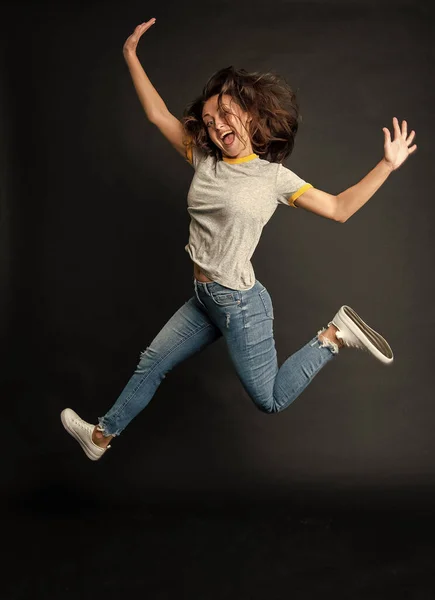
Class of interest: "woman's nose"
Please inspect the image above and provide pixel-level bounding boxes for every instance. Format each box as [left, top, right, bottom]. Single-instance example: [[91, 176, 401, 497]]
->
[[215, 121, 228, 133]]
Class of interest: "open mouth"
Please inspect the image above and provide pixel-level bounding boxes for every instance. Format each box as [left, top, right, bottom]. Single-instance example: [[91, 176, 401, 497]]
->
[[221, 131, 235, 146]]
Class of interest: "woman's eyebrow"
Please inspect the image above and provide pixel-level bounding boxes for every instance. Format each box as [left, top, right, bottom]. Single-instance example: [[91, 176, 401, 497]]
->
[[202, 106, 231, 120]]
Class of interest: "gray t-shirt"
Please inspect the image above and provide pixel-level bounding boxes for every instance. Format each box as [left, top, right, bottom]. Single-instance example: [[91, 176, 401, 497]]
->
[[185, 145, 313, 290]]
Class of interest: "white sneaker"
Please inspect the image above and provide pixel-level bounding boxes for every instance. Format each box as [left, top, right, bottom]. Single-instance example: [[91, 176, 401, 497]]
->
[[330, 305, 394, 364], [60, 408, 110, 461]]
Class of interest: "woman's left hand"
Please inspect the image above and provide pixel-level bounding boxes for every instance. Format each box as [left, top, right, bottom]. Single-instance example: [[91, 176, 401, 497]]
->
[[383, 117, 417, 171]]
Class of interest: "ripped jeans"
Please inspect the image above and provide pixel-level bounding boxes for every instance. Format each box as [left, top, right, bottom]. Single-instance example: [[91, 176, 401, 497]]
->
[[98, 278, 338, 436]]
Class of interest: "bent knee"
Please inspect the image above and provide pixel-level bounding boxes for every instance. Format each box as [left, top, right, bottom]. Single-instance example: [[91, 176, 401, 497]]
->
[[253, 400, 277, 414]]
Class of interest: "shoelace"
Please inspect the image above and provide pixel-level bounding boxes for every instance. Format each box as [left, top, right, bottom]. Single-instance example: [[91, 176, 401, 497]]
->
[[72, 417, 93, 432]]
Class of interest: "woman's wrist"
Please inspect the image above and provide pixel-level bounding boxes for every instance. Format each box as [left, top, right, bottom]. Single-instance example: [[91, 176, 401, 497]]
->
[[380, 157, 395, 173], [123, 48, 138, 61]]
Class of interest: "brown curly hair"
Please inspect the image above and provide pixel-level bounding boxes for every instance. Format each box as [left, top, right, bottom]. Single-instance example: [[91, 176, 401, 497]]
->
[[182, 65, 301, 164]]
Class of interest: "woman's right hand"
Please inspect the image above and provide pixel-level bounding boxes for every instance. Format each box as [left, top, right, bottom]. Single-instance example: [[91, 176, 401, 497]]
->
[[123, 18, 156, 56]]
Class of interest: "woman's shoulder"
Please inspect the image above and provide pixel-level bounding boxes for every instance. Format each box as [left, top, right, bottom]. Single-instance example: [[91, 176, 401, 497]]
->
[[186, 143, 212, 170]]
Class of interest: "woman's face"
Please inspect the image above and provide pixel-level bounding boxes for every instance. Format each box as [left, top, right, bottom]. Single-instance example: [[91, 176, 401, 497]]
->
[[201, 93, 253, 159]]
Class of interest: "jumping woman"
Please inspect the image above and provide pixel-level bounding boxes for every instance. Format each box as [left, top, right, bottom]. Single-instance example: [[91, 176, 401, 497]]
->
[[61, 18, 417, 460]]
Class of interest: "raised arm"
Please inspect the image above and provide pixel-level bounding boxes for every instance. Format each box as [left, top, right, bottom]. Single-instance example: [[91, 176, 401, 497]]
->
[[294, 117, 417, 222], [123, 19, 188, 159]]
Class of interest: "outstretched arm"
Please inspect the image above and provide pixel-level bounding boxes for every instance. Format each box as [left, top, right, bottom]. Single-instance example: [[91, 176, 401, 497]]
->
[[123, 18, 188, 158], [294, 117, 417, 222], [123, 19, 169, 121]]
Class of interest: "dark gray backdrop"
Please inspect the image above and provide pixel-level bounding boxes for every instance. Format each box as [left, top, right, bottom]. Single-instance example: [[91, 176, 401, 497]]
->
[[2, 0, 433, 511]]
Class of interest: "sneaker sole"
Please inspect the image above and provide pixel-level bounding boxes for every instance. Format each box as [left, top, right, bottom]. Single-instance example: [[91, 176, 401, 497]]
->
[[333, 306, 394, 364], [60, 408, 104, 461]]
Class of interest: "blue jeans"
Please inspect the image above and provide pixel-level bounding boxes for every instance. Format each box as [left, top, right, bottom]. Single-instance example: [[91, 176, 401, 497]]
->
[[98, 278, 337, 436]]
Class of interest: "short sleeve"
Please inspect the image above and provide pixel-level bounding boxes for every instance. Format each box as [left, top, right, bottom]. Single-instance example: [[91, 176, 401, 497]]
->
[[185, 142, 207, 170], [276, 163, 313, 208]]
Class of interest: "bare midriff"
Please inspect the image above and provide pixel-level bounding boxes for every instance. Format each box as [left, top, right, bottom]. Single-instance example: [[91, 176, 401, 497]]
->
[[193, 261, 214, 282]]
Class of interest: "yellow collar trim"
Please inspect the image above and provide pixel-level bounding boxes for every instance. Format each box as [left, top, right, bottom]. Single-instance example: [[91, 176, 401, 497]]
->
[[222, 153, 259, 164]]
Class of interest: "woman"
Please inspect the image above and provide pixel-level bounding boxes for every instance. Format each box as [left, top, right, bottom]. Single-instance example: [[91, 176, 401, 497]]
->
[[61, 18, 417, 461]]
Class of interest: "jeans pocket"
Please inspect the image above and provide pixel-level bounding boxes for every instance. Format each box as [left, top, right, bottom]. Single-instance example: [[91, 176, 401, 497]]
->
[[210, 291, 241, 306], [259, 287, 274, 319]]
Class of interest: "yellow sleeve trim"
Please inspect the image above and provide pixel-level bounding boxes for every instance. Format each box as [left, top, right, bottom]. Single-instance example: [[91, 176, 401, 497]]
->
[[288, 183, 313, 207], [186, 144, 193, 165]]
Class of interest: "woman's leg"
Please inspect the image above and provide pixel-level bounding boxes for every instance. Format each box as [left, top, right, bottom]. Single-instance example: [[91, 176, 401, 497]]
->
[[231, 292, 337, 413], [194, 279, 391, 414], [98, 294, 221, 436], [61, 288, 221, 458], [194, 279, 334, 413]]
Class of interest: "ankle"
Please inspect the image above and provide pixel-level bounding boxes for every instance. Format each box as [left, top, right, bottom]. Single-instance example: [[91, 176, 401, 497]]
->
[[318, 324, 344, 348], [92, 426, 113, 447]]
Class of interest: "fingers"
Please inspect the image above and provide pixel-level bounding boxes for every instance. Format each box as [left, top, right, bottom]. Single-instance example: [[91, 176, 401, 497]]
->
[[137, 18, 156, 32], [124, 18, 156, 50], [132, 18, 156, 38], [407, 130, 416, 145], [383, 127, 391, 144], [392, 116, 401, 138], [385, 118, 417, 145]]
